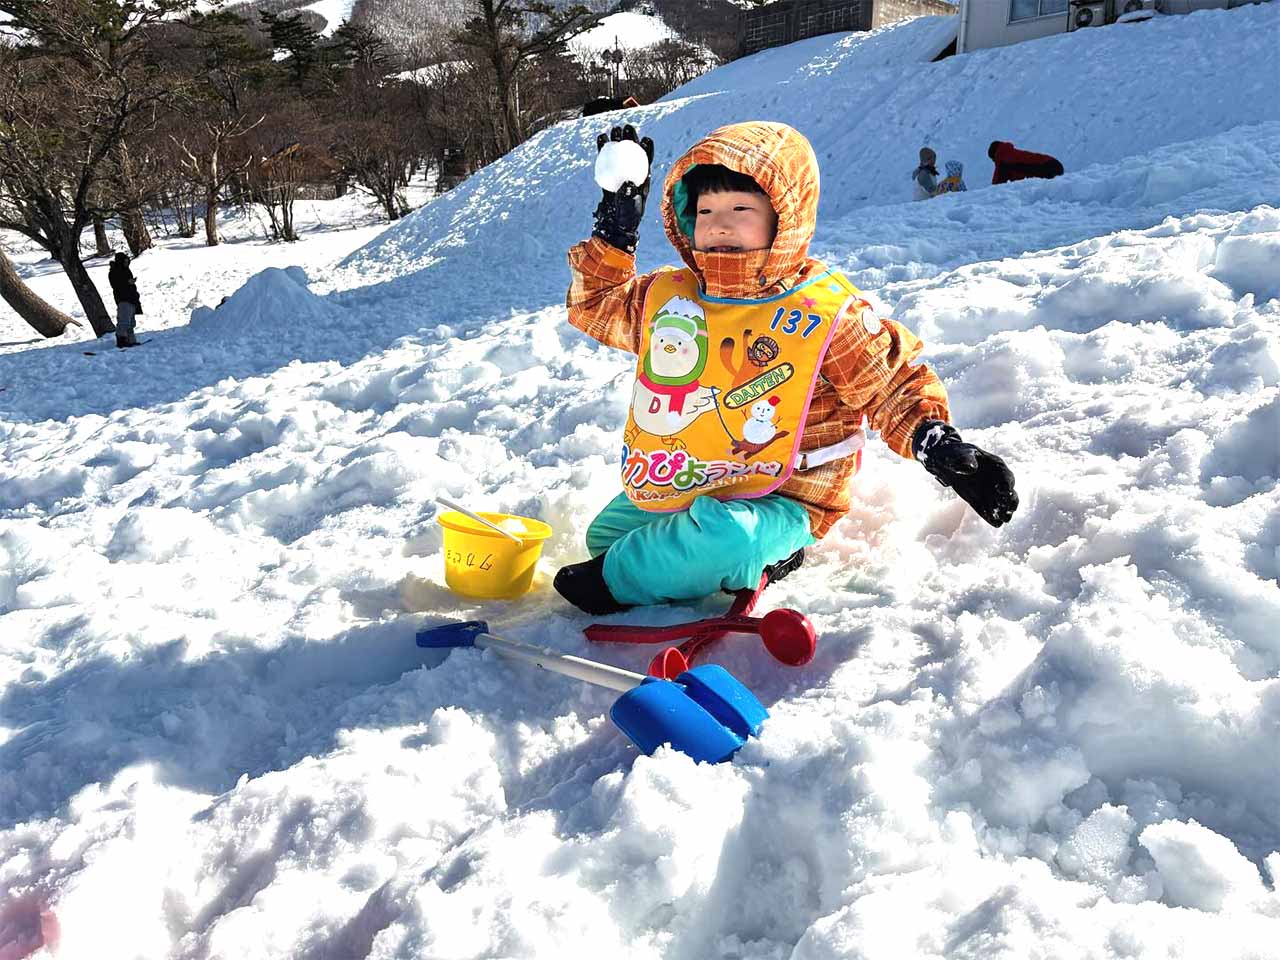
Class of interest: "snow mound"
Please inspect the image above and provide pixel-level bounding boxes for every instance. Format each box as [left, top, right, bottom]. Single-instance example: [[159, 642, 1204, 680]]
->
[[190, 265, 342, 334], [1140, 818, 1269, 912], [1212, 206, 1280, 303]]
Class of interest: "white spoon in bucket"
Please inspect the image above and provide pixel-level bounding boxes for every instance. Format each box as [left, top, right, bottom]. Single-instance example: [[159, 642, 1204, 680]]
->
[[435, 495, 523, 544]]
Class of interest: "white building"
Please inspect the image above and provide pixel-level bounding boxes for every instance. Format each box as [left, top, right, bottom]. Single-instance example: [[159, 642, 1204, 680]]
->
[[958, 0, 1067, 52], [956, 0, 1261, 53]]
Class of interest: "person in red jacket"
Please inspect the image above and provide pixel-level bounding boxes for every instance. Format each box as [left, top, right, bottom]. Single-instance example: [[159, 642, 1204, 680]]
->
[[988, 141, 1064, 185]]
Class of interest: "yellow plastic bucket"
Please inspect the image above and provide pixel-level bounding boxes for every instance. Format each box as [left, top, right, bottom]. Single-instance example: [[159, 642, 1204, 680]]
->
[[438, 511, 553, 600]]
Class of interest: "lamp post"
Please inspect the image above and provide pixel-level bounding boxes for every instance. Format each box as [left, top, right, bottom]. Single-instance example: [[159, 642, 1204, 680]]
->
[[605, 37, 624, 99]]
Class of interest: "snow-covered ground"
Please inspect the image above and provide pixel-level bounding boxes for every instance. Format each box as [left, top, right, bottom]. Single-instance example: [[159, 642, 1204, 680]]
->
[[2, 8, 1280, 959]]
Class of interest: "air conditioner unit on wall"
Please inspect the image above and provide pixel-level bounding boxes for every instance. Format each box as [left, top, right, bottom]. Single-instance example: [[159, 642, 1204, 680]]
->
[[1068, 0, 1111, 29], [1116, 0, 1157, 18]]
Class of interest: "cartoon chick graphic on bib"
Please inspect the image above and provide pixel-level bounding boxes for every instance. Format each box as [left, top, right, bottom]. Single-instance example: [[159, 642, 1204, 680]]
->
[[628, 297, 717, 442]]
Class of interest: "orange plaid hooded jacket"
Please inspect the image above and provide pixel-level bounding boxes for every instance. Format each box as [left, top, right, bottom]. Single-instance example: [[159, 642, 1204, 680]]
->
[[567, 121, 950, 538]]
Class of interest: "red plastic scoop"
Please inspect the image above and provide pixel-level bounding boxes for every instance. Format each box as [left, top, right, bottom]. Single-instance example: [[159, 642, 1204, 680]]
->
[[584, 588, 817, 680]]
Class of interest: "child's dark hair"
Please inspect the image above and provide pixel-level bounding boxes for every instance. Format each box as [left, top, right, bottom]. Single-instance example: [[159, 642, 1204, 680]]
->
[[681, 164, 766, 204]]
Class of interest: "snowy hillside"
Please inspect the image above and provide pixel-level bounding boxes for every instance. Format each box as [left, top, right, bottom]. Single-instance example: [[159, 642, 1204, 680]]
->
[[300, 0, 356, 34], [566, 10, 676, 59], [2, 6, 1279, 959]]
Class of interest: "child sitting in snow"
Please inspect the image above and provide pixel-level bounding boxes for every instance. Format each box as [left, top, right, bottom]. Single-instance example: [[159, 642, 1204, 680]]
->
[[935, 160, 968, 195], [554, 122, 1018, 615], [912, 147, 939, 201]]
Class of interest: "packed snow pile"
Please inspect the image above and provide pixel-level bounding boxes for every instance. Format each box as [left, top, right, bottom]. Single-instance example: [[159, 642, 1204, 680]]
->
[[189, 266, 343, 334], [1213, 205, 1280, 303], [2, 6, 1280, 959]]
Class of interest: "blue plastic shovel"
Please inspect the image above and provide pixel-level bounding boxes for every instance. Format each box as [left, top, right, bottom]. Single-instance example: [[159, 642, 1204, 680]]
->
[[415, 620, 768, 763]]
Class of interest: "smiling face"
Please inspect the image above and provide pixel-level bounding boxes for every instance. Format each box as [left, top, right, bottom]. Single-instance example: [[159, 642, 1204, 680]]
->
[[692, 190, 778, 253]]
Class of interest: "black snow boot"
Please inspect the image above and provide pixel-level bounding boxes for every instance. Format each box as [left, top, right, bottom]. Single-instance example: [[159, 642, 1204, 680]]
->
[[553, 552, 631, 616], [762, 548, 805, 586]]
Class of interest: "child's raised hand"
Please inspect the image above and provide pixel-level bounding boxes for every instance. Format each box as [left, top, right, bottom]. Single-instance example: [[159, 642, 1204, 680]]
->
[[912, 420, 1019, 528], [591, 124, 655, 255], [595, 125, 653, 192]]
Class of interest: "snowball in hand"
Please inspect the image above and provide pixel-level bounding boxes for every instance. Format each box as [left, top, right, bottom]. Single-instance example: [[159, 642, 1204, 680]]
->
[[594, 138, 650, 192]]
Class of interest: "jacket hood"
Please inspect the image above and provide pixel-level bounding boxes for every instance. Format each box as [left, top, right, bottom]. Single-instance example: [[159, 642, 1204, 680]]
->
[[945, 160, 964, 177], [661, 121, 820, 297]]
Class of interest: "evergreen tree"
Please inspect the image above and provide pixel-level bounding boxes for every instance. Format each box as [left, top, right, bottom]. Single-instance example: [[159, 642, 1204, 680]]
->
[[167, 9, 274, 245], [331, 20, 390, 78], [452, 0, 600, 156], [259, 9, 320, 87]]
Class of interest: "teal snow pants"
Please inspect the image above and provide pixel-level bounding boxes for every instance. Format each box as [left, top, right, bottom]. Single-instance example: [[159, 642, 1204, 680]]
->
[[586, 492, 814, 606]]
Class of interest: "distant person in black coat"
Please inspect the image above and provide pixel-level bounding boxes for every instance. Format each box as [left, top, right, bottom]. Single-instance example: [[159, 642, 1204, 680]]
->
[[107, 252, 142, 348]]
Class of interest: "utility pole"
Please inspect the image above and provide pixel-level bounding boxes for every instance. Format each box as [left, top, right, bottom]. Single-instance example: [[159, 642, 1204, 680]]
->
[[607, 36, 623, 99]]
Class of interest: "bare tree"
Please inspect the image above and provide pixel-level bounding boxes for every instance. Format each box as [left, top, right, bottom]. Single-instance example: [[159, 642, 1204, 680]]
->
[[404, 59, 490, 181], [90, 210, 113, 256], [622, 38, 717, 102], [330, 86, 424, 221], [520, 47, 587, 135], [107, 139, 161, 256], [0, 0, 201, 336], [159, 10, 273, 246], [244, 98, 332, 242], [351, 0, 474, 70], [452, 0, 600, 157], [327, 26, 427, 221], [171, 186, 200, 238], [0, 244, 79, 338], [652, 0, 745, 62]]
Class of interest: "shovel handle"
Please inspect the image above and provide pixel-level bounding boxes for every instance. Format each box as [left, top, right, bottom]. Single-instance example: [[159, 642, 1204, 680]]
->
[[474, 632, 647, 693], [435, 496, 522, 543]]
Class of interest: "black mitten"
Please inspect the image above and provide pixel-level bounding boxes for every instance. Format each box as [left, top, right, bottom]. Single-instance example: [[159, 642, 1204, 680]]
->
[[912, 420, 1019, 528], [591, 124, 654, 255]]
